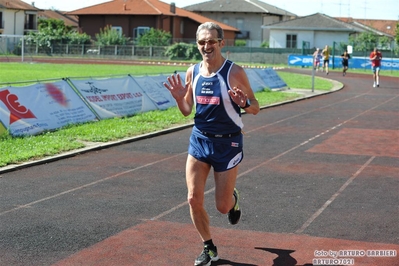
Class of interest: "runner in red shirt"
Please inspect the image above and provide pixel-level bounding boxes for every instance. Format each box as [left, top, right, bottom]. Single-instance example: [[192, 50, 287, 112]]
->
[[370, 47, 382, 87]]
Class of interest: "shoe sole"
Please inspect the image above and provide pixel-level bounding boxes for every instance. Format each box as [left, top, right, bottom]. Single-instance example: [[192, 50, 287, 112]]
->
[[194, 256, 219, 266]]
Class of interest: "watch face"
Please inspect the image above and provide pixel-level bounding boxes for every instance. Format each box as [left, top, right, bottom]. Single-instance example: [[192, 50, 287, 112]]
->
[[244, 98, 251, 108]]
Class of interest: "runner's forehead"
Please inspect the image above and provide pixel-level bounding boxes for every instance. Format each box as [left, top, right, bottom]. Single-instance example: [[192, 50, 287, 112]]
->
[[197, 29, 218, 39]]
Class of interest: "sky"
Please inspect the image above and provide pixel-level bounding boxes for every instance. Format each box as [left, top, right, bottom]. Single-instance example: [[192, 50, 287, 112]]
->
[[24, 0, 399, 20]]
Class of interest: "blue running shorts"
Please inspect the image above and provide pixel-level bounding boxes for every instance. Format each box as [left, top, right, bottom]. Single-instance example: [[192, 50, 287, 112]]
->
[[188, 127, 243, 172], [372, 66, 381, 73]]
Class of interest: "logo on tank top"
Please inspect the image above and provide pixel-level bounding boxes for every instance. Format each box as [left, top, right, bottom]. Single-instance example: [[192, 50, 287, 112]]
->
[[196, 96, 220, 105], [201, 87, 214, 95]]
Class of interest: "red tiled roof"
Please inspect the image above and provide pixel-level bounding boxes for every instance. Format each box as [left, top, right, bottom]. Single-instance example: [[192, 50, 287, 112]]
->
[[38, 10, 78, 28], [336, 17, 397, 37], [0, 0, 39, 10], [68, 0, 239, 32]]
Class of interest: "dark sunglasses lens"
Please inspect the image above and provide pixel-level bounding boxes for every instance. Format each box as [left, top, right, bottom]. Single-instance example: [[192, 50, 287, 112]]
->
[[197, 39, 218, 45]]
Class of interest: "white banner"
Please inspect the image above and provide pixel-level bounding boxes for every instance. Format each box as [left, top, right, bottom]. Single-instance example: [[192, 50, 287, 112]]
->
[[0, 80, 97, 136], [69, 76, 157, 119], [244, 68, 269, 92], [253, 68, 288, 89], [132, 75, 176, 110]]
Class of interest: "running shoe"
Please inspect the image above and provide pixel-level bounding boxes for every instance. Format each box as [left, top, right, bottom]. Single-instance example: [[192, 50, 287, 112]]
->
[[228, 188, 241, 225], [194, 245, 219, 266]]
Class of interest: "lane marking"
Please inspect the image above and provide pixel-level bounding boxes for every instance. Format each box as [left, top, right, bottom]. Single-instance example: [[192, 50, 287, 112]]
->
[[295, 156, 375, 234], [152, 95, 398, 221], [0, 152, 187, 217], [2, 91, 397, 226]]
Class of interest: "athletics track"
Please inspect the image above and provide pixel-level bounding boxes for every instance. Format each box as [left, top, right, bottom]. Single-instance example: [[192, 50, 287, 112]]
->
[[0, 66, 398, 266]]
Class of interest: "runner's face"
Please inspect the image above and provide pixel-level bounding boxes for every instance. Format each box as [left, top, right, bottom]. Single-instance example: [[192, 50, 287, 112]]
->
[[197, 29, 223, 61]]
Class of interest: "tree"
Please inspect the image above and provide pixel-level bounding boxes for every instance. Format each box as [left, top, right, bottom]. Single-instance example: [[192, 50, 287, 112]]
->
[[165, 42, 201, 60], [396, 22, 399, 44], [26, 18, 91, 47], [349, 31, 378, 52], [95, 25, 130, 45], [395, 22, 399, 54], [136, 28, 172, 46]]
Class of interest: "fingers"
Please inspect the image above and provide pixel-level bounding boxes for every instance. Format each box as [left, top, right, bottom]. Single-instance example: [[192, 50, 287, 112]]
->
[[163, 73, 181, 90], [229, 87, 248, 107]]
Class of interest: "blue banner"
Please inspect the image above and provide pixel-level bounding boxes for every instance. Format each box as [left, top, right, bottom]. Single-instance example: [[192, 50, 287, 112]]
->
[[288, 55, 399, 70]]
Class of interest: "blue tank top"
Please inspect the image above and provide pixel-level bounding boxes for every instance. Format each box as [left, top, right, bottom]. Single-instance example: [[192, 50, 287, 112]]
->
[[192, 59, 243, 135]]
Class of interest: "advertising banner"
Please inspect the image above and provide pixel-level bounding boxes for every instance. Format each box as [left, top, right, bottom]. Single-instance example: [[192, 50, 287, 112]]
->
[[0, 80, 97, 136], [133, 75, 176, 110], [244, 68, 269, 92], [69, 76, 157, 119], [253, 68, 288, 89], [288, 55, 399, 70]]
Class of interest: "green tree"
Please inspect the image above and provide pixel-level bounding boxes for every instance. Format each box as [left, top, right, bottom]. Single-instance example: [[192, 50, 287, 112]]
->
[[95, 25, 130, 45], [396, 22, 399, 45], [395, 22, 399, 54], [136, 28, 172, 46], [349, 31, 378, 51], [26, 18, 91, 47], [165, 42, 201, 60]]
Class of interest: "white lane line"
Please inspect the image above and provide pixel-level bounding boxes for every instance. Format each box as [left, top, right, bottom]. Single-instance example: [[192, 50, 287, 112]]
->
[[150, 95, 398, 221], [0, 152, 187, 217], [295, 156, 376, 234]]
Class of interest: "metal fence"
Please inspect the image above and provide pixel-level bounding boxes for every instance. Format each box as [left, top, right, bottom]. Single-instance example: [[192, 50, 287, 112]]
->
[[1, 35, 398, 66]]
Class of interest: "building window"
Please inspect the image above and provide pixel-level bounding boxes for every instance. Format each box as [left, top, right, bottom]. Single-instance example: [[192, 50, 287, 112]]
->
[[112, 26, 122, 36], [286, 34, 297, 48], [133, 27, 150, 38], [222, 18, 229, 25], [180, 21, 184, 35], [236, 18, 244, 30], [25, 13, 37, 30]]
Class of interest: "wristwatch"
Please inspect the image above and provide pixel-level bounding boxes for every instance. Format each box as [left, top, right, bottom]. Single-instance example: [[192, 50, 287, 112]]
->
[[241, 98, 251, 109]]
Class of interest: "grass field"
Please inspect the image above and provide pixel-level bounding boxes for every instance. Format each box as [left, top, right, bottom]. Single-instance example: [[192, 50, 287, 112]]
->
[[0, 62, 336, 167]]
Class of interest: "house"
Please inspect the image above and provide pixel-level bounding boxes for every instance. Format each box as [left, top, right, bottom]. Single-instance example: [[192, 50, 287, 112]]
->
[[184, 0, 296, 47], [0, 0, 39, 35], [38, 9, 79, 30], [336, 17, 396, 49], [262, 13, 361, 49], [68, 0, 239, 45], [337, 17, 396, 38]]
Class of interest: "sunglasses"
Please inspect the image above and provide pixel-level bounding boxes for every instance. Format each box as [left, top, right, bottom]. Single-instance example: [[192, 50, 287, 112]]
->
[[197, 39, 222, 45]]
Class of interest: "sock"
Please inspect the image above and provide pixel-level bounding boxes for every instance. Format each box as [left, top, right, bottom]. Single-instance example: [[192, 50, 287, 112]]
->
[[204, 239, 215, 248]]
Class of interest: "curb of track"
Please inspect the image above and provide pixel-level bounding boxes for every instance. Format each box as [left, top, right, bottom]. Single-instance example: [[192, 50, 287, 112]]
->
[[0, 79, 343, 175]]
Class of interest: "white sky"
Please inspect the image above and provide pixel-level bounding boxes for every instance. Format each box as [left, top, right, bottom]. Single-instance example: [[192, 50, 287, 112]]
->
[[24, 0, 399, 20]]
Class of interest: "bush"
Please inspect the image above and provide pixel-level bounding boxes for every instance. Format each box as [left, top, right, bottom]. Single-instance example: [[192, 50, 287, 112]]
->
[[260, 41, 269, 48], [136, 28, 172, 46], [235, 40, 246, 46], [165, 43, 201, 60], [95, 25, 130, 45]]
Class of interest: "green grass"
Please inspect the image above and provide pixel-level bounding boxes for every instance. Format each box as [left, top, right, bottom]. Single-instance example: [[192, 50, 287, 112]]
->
[[0, 62, 333, 167]]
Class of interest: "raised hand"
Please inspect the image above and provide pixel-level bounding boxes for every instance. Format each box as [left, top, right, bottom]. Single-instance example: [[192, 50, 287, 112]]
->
[[163, 73, 187, 102], [228, 86, 247, 108]]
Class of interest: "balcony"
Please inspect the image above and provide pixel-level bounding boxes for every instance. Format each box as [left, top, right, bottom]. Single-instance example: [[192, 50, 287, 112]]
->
[[236, 30, 250, 40]]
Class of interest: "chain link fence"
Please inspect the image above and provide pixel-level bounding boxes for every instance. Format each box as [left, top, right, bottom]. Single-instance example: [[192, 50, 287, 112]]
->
[[1, 35, 398, 68]]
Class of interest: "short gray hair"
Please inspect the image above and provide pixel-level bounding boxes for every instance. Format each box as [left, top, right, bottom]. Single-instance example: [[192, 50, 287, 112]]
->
[[196, 22, 224, 40]]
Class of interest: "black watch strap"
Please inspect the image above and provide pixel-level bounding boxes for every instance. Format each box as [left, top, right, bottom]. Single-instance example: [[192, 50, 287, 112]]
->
[[241, 98, 251, 109]]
